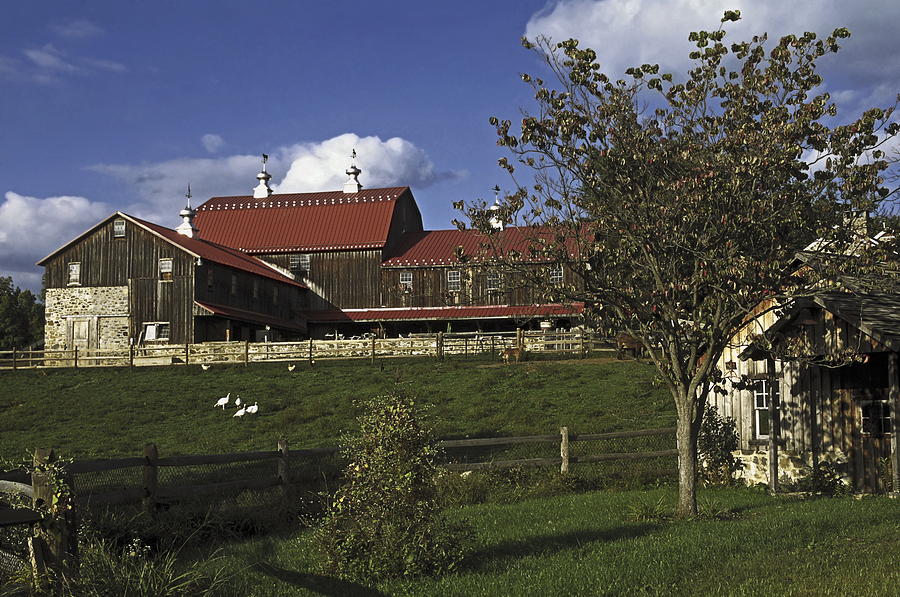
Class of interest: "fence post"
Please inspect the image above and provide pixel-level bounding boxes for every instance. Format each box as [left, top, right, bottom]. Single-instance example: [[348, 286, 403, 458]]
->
[[491, 336, 496, 360], [143, 443, 158, 516], [308, 338, 313, 364], [436, 332, 444, 361], [244, 341, 250, 366], [277, 439, 290, 504], [516, 328, 524, 351], [73, 347, 78, 369], [560, 426, 570, 474], [184, 343, 190, 366], [464, 337, 468, 357], [32, 448, 77, 582], [129, 343, 135, 368], [12, 347, 16, 370], [371, 336, 376, 364]]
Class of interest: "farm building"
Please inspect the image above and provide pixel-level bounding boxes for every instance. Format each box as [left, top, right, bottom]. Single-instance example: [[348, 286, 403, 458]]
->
[[38, 208, 307, 350], [710, 291, 899, 493], [39, 157, 582, 349]]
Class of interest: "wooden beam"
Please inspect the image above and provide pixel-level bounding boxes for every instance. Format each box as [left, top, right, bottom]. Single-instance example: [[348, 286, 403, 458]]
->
[[890, 352, 900, 494]]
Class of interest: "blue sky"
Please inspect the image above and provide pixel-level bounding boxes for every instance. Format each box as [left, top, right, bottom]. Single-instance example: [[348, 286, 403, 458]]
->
[[2, 0, 898, 292]]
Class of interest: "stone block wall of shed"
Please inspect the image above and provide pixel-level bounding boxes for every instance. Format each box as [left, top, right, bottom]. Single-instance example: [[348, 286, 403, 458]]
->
[[45, 287, 130, 349], [733, 447, 851, 487]]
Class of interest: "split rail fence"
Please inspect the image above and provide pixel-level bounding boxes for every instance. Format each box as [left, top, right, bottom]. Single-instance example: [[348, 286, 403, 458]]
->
[[0, 330, 615, 370], [0, 427, 675, 581]]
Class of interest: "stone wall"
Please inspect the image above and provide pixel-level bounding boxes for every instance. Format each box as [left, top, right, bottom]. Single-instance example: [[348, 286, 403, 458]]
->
[[734, 447, 851, 486], [45, 287, 130, 350]]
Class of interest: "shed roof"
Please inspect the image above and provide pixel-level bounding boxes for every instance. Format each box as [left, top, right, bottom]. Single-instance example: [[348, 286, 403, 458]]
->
[[383, 227, 573, 267], [195, 301, 307, 333], [194, 187, 413, 253]]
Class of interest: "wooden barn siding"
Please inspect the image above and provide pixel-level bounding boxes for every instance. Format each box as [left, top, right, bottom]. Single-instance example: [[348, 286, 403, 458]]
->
[[44, 218, 193, 288], [379, 266, 559, 309], [193, 263, 301, 322], [383, 193, 424, 256], [259, 250, 382, 310], [128, 276, 194, 344]]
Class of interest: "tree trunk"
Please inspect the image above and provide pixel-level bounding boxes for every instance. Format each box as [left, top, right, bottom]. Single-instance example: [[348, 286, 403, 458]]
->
[[675, 403, 701, 518]]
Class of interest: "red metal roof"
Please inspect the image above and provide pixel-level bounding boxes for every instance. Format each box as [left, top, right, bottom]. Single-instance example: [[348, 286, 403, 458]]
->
[[382, 227, 569, 267], [195, 301, 307, 332], [128, 215, 305, 288], [194, 187, 411, 253], [305, 303, 584, 323]]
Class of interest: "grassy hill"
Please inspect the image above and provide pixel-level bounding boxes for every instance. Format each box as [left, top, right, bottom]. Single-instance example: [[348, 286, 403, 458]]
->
[[0, 356, 673, 460]]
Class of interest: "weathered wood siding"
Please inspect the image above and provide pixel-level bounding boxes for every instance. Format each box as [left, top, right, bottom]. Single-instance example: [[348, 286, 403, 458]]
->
[[379, 265, 566, 308], [259, 250, 383, 310], [193, 263, 302, 322]]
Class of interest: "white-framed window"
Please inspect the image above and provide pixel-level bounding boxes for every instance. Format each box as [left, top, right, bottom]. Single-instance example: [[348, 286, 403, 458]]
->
[[143, 322, 170, 341], [113, 219, 126, 238], [487, 272, 501, 292], [861, 400, 892, 436], [252, 279, 259, 299], [447, 270, 461, 292], [290, 254, 310, 274], [67, 262, 81, 285], [549, 264, 564, 285], [400, 271, 413, 291], [753, 379, 778, 439], [158, 258, 173, 281], [230, 274, 238, 295]]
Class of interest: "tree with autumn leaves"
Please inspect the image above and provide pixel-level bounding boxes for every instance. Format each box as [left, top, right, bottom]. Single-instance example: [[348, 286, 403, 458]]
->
[[460, 11, 899, 517]]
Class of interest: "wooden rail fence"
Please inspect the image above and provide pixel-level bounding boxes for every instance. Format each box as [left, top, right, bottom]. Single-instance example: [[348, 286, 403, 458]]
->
[[0, 330, 616, 371]]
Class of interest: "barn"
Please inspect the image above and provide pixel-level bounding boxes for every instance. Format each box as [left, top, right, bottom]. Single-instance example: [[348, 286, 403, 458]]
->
[[711, 291, 899, 493], [39, 157, 583, 348]]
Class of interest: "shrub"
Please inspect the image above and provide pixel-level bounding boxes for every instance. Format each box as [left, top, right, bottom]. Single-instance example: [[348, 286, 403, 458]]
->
[[786, 461, 850, 496], [697, 405, 742, 486], [313, 392, 469, 582]]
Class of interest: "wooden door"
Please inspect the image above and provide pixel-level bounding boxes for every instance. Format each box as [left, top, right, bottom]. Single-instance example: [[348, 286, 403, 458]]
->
[[70, 319, 91, 349], [853, 400, 893, 492]]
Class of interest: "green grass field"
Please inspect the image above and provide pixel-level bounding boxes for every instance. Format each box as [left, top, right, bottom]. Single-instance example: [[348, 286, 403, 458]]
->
[[0, 356, 673, 461], [205, 487, 900, 596]]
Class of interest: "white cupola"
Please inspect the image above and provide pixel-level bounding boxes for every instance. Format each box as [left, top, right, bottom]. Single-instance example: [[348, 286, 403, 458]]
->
[[343, 149, 363, 193], [253, 153, 273, 199], [176, 184, 199, 238], [489, 185, 505, 230]]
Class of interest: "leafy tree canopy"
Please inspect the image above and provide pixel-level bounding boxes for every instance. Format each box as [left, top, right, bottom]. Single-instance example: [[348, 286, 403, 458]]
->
[[0, 276, 44, 350], [462, 11, 898, 516]]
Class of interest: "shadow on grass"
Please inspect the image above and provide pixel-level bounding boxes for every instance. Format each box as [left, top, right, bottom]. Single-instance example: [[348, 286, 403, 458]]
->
[[253, 562, 387, 597], [466, 523, 659, 571]]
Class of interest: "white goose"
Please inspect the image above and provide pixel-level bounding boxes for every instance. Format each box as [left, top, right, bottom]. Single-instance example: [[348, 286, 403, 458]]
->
[[214, 393, 230, 409]]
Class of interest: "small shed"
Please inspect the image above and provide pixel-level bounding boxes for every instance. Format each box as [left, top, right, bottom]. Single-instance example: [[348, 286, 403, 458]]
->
[[711, 292, 899, 493]]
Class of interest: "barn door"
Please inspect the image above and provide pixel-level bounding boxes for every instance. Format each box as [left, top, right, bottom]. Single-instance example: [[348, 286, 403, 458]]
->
[[854, 400, 893, 492], [70, 319, 92, 349]]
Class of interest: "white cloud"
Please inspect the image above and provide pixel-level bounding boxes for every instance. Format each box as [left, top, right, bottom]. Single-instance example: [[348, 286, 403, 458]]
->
[[201, 133, 225, 154], [0, 192, 109, 279], [91, 133, 463, 227], [526, 1, 900, 112], [51, 19, 103, 39], [276, 133, 462, 193], [23, 44, 79, 73], [19, 43, 126, 83]]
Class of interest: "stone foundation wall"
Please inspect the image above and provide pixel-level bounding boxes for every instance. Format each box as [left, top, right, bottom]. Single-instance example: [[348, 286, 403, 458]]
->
[[734, 447, 851, 486], [45, 287, 130, 349]]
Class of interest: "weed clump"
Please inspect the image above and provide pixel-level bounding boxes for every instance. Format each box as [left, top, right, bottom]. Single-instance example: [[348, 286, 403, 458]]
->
[[313, 392, 469, 582]]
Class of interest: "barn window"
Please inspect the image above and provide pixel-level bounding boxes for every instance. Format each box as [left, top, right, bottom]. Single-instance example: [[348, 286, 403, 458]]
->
[[290, 254, 310, 274], [230, 274, 237, 295], [143, 322, 170, 342], [447, 270, 461, 292], [752, 379, 778, 439], [487, 272, 501, 292], [158, 258, 173, 281], [549, 264, 564, 285], [67, 262, 81, 285], [861, 400, 892, 436], [113, 219, 126, 238], [252, 279, 259, 299], [400, 271, 412, 291]]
